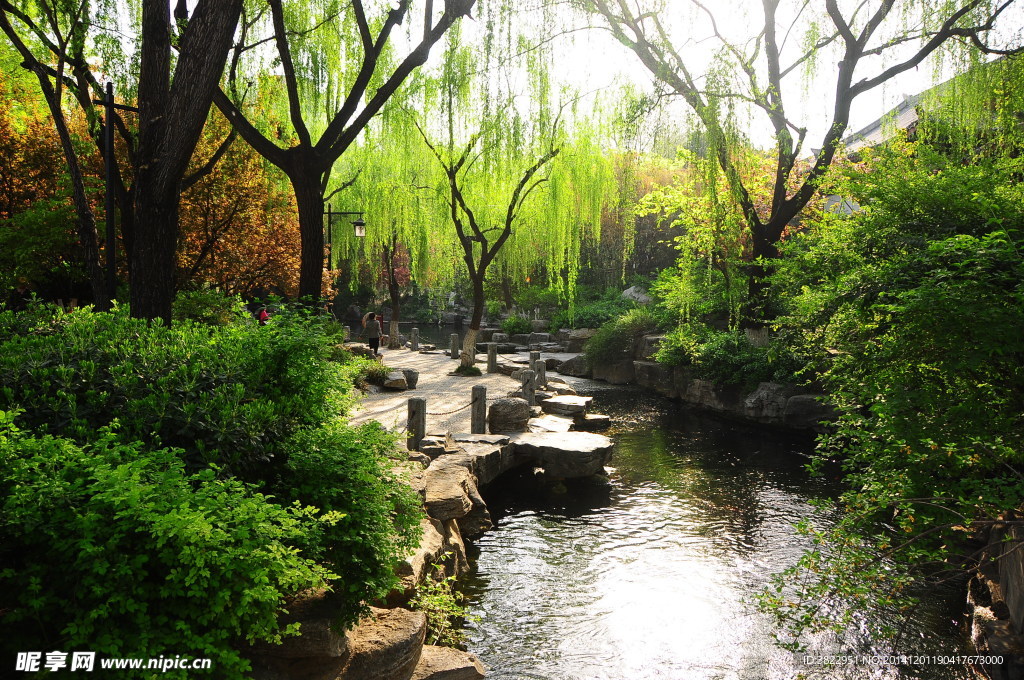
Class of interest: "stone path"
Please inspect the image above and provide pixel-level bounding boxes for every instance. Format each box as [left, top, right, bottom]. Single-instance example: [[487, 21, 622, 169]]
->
[[349, 349, 522, 434]]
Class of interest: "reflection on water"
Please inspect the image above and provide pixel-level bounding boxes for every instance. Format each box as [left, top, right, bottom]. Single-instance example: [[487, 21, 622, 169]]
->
[[463, 385, 971, 680]]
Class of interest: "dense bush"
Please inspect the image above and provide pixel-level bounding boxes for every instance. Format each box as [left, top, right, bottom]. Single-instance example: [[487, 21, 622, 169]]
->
[[583, 307, 661, 368], [654, 323, 803, 387], [761, 144, 1024, 646], [172, 287, 248, 326], [550, 287, 636, 330], [277, 421, 422, 628], [0, 415, 336, 677], [0, 306, 356, 477], [501, 314, 532, 335]]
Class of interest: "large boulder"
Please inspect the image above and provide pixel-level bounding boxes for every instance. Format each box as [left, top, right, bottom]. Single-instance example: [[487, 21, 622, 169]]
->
[[592, 360, 635, 385], [633, 361, 675, 397], [635, 335, 666, 360], [383, 371, 409, 390], [510, 431, 614, 479], [528, 332, 552, 344], [248, 590, 349, 661], [510, 333, 532, 345], [410, 646, 486, 680], [336, 607, 426, 680], [565, 328, 597, 353], [488, 397, 531, 434], [621, 285, 652, 304], [783, 393, 837, 431], [744, 382, 801, 423], [556, 355, 591, 378], [423, 460, 477, 521], [401, 368, 420, 389]]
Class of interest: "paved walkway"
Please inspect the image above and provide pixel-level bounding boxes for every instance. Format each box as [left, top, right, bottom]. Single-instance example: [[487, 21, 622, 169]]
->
[[349, 348, 522, 434]]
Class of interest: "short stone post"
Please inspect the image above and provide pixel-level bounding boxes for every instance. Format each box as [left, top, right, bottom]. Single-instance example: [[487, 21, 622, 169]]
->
[[450, 333, 460, 360], [533, 359, 547, 388], [487, 343, 499, 373], [471, 386, 487, 434], [410, 327, 420, 351], [407, 398, 426, 451], [521, 369, 536, 406], [529, 350, 541, 364]]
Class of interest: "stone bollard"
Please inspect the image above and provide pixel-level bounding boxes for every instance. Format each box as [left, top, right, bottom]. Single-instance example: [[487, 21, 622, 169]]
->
[[450, 333, 460, 360], [407, 398, 426, 451], [529, 350, 541, 365], [487, 343, 498, 373], [521, 369, 536, 406], [471, 385, 487, 434], [410, 327, 420, 351], [533, 359, 547, 388]]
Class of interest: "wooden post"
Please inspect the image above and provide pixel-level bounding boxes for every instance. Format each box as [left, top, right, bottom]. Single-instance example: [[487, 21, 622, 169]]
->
[[522, 369, 536, 406], [471, 385, 487, 434], [533, 359, 547, 388], [487, 342, 498, 373], [411, 327, 420, 351], [450, 333, 460, 359], [407, 398, 426, 451]]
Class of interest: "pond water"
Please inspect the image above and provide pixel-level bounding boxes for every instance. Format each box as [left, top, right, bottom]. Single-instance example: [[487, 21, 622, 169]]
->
[[461, 383, 973, 680]]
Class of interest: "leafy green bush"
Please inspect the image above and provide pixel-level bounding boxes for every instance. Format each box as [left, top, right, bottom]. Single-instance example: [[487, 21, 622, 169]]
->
[[584, 307, 661, 368], [173, 287, 247, 325], [0, 307, 356, 477], [0, 414, 337, 678], [689, 329, 803, 387], [501, 314, 532, 335], [550, 287, 636, 330], [278, 421, 422, 629], [410, 559, 476, 647]]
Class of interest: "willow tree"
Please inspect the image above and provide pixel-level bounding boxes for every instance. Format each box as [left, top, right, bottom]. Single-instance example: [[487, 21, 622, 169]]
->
[[578, 0, 1023, 318], [213, 0, 474, 301], [409, 16, 616, 367]]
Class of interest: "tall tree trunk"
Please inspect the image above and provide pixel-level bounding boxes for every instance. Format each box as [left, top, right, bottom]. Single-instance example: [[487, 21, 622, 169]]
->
[[292, 165, 327, 300], [460, 276, 485, 367], [130, 183, 180, 322], [500, 275, 515, 312]]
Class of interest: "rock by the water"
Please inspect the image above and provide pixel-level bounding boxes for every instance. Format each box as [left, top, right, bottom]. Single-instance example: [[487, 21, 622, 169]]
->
[[542, 395, 592, 416], [488, 397, 531, 434], [423, 461, 476, 521], [528, 414, 575, 433], [249, 590, 349, 660], [336, 607, 425, 680], [592, 360, 635, 385], [783, 393, 836, 431], [410, 646, 486, 680], [565, 328, 597, 353], [633, 360, 674, 396], [528, 332, 551, 344], [575, 413, 611, 431], [383, 371, 409, 390], [556, 355, 591, 378], [510, 431, 614, 478]]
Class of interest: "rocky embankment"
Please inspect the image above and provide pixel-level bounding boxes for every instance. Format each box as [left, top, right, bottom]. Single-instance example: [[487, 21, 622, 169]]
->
[[245, 353, 614, 680]]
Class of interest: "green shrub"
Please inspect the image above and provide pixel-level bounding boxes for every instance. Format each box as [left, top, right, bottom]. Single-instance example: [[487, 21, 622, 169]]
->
[[410, 559, 476, 648], [584, 307, 661, 368], [501, 314, 532, 335], [0, 307, 357, 478], [550, 288, 636, 330], [0, 414, 337, 678], [277, 421, 422, 629], [172, 287, 247, 326], [688, 329, 803, 387]]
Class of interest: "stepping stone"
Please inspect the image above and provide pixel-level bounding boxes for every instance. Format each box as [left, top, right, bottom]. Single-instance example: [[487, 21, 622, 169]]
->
[[510, 431, 613, 478], [575, 413, 611, 431], [541, 395, 592, 416], [528, 414, 575, 433], [383, 371, 408, 390]]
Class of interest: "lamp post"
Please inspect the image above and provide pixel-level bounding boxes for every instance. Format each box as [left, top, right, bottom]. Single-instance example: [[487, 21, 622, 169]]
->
[[323, 205, 366, 267]]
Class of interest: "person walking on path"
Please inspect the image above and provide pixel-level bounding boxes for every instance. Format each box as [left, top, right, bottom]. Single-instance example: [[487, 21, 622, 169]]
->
[[361, 312, 383, 358]]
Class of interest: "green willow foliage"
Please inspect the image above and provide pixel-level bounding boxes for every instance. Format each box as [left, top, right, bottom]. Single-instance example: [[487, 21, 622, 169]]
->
[[332, 3, 619, 304], [761, 142, 1024, 648]]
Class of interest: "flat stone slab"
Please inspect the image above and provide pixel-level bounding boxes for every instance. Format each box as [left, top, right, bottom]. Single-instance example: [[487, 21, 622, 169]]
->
[[541, 395, 592, 416], [575, 413, 611, 431], [451, 433, 511, 446], [528, 414, 575, 433], [410, 643, 485, 679], [510, 431, 613, 479]]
